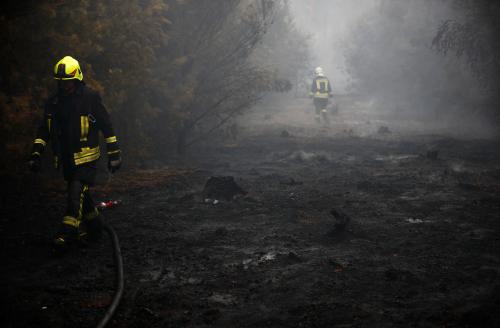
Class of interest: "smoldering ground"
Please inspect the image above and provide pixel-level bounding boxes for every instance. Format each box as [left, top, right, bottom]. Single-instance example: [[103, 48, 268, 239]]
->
[[3, 95, 500, 327], [1, 1, 500, 327]]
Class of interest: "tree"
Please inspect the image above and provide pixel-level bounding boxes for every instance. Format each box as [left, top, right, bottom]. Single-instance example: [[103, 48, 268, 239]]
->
[[432, 0, 500, 121], [165, 0, 281, 154], [342, 0, 484, 123], [249, 0, 311, 98], [0, 0, 310, 170]]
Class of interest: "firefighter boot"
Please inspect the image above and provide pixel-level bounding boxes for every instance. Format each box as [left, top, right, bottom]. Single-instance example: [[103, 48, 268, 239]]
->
[[53, 216, 81, 251], [315, 114, 321, 124], [321, 109, 330, 125], [81, 210, 104, 243]]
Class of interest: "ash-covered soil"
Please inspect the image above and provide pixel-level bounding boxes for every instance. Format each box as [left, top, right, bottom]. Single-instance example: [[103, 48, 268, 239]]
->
[[1, 97, 500, 327]]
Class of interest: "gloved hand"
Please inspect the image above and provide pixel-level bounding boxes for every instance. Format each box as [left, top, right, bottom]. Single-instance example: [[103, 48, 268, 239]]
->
[[28, 155, 41, 173], [108, 156, 122, 173]]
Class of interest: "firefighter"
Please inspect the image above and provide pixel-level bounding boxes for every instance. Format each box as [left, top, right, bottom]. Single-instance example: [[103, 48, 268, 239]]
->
[[28, 56, 122, 249], [309, 66, 332, 124]]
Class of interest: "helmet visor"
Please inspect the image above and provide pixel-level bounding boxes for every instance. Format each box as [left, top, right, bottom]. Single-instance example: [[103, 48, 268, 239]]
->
[[54, 63, 81, 80]]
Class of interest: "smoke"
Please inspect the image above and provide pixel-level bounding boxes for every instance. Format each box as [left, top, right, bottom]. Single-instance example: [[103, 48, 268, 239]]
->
[[241, 0, 498, 139], [289, 0, 379, 93]]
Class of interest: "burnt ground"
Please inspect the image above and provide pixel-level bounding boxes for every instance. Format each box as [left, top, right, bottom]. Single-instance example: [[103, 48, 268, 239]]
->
[[1, 96, 500, 327]]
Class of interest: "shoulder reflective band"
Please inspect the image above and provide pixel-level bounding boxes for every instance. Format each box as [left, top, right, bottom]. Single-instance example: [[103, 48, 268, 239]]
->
[[74, 146, 100, 165], [106, 136, 118, 143], [34, 138, 47, 146], [32, 152, 41, 157], [80, 116, 89, 141], [63, 216, 81, 228]]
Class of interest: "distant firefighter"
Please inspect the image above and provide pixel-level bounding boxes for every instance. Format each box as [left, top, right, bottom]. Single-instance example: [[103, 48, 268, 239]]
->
[[28, 56, 122, 250], [309, 66, 333, 124]]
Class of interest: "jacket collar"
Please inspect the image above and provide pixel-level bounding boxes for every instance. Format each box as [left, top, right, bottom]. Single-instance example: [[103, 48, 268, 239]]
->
[[58, 82, 84, 97], [74, 83, 84, 96]]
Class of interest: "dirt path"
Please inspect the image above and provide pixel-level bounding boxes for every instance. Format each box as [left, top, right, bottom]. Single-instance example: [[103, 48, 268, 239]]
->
[[1, 98, 500, 327]]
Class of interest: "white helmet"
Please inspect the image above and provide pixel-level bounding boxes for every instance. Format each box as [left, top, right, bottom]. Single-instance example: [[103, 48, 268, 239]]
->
[[314, 66, 324, 76]]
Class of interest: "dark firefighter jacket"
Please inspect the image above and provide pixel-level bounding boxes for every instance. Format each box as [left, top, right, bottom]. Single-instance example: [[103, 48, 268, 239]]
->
[[31, 84, 120, 179], [310, 76, 332, 99]]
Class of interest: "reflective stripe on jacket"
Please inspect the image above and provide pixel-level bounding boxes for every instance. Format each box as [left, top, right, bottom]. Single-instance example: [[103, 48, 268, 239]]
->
[[31, 84, 120, 167], [310, 76, 332, 99]]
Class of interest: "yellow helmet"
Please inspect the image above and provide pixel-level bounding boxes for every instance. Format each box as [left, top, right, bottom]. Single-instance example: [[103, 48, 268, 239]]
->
[[54, 56, 83, 81], [314, 66, 324, 77]]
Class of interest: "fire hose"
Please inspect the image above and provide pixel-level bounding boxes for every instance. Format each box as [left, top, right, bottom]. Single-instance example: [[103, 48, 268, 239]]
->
[[31, 155, 123, 327], [95, 221, 124, 328], [93, 170, 124, 328]]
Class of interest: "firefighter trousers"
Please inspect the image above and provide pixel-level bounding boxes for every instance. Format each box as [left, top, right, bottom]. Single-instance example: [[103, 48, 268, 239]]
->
[[55, 179, 102, 244], [313, 98, 329, 123], [313, 98, 328, 115]]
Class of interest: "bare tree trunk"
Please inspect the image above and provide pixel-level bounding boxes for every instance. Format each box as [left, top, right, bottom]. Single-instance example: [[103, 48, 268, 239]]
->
[[176, 121, 191, 155]]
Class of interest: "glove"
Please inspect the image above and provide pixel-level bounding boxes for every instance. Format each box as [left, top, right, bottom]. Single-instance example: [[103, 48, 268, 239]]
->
[[28, 155, 41, 173], [108, 156, 122, 173]]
